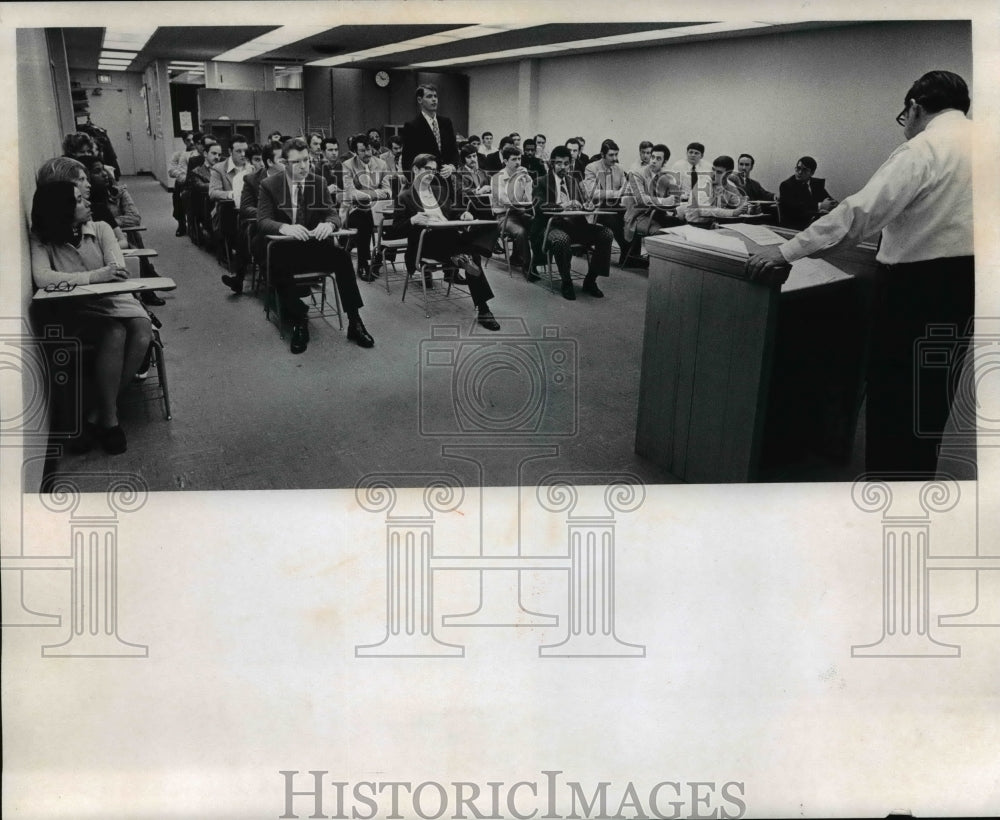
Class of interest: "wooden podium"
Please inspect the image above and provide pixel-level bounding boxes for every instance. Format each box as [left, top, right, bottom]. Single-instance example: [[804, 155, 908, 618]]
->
[[636, 229, 878, 483]]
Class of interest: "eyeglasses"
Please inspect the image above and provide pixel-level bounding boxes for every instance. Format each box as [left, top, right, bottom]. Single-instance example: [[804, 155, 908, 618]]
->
[[44, 281, 77, 293]]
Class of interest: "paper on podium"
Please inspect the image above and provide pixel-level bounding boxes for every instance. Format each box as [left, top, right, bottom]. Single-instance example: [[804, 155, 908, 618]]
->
[[722, 222, 786, 245], [660, 224, 749, 257], [782, 257, 852, 292]]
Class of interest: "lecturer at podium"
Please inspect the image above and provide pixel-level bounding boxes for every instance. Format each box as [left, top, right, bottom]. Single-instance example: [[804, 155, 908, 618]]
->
[[747, 70, 974, 478]]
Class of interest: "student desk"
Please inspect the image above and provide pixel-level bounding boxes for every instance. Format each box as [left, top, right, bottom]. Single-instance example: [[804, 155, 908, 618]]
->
[[635, 228, 878, 482]]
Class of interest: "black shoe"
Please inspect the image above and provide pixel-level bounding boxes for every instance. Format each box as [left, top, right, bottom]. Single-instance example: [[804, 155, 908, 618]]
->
[[141, 291, 166, 307], [290, 323, 308, 354], [221, 274, 244, 294], [477, 309, 501, 331], [98, 425, 127, 455], [622, 256, 650, 269], [175, 225, 186, 237], [358, 263, 375, 282], [347, 319, 375, 348], [582, 279, 604, 297], [525, 269, 541, 283], [561, 281, 576, 301]]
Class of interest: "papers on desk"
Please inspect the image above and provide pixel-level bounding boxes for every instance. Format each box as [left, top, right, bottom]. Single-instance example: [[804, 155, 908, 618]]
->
[[781, 258, 851, 292], [660, 225, 749, 258], [721, 222, 786, 246]]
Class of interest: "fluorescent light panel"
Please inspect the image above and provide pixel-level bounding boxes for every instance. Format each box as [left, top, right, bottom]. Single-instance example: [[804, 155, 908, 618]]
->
[[307, 24, 527, 67], [406, 21, 774, 67], [212, 26, 333, 62]]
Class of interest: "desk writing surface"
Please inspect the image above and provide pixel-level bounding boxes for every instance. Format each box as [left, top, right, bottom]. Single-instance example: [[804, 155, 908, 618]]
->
[[32, 277, 177, 300]]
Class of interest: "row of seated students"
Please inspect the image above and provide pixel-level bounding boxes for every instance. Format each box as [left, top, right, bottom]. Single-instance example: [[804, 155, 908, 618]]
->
[[28, 131, 166, 456]]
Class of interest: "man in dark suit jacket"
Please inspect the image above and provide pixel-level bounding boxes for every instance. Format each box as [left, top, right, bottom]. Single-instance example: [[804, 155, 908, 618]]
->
[[401, 84, 459, 172], [258, 137, 374, 354], [482, 136, 511, 175], [530, 145, 614, 301], [777, 155, 838, 230]]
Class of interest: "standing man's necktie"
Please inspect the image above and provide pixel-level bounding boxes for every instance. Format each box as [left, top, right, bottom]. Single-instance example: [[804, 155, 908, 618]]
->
[[430, 116, 441, 151]]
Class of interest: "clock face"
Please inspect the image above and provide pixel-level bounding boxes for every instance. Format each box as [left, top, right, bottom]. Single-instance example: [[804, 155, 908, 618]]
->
[[375, 71, 390, 88]]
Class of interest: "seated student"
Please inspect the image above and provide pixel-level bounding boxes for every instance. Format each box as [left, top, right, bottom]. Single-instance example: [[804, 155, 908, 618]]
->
[[240, 142, 284, 223], [534, 134, 549, 166], [210, 135, 252, 294], [395, 153, 502, 331], [479, 131, 493, 156], [583, 138, 634, 266], [306, 132, 326, 171], [379, 135, 404, 177], [622, 143, 681, 258], [168, 132, 197, 236], [29, 180, 153, 455], [490, 144, 535, 276], [314, 136, 344, 202], [530, 145, 614, 301], [342, 133, 393, 281], [456, 143, 492, 216], [576, 137, 590, 166], [732, 153, 775, 202], [670, 141, 711, 197], [186, 137, 221, 241], [76, 157, 130, 249], [676, 155, 749, 224], [628, 141, 654, 176], [520, 138, 546, 183], [777, 155, 838, 230], [565, 137, 588, 178], [258, 137, 374, 354], [62, 131, 101, 165], [366, 128, 383, 155], [482, 135, 511, 174], [246, 142, 265, 176]]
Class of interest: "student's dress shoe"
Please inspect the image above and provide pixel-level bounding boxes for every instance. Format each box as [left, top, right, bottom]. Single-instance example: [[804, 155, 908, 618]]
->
[[582, 279, 604, 297], [98, 425, 128, 455], [175, 225, 186, 237], [290, 323, 309, 354], [561, 281, 576, 300], [358, 263, 376, 282], [347, 319, 375, 348], [477, 309, 501, 331], [221, 274, 244, 294], [141, 291, 166, 307]]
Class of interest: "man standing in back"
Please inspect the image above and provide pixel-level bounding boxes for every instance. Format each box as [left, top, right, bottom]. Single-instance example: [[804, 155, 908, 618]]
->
[[401, 83, 458, 175]]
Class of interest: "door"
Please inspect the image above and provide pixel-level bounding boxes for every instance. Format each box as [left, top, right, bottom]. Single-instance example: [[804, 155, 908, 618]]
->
[[83, 84, 136, 175]]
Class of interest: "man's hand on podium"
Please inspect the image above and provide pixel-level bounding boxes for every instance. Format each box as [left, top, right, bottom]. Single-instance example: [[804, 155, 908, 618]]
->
[[746, 246, 791, 287]]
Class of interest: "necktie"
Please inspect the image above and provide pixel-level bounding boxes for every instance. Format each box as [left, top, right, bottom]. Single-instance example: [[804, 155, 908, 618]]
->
[[430, 117, 441, 151], [690, 165, 697, 189], [295, 183, 306, 225], [558, 178, 568, 205]]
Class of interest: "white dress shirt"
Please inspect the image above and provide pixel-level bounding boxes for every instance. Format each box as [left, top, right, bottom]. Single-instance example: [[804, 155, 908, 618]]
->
[[780, 110, 973, 265]]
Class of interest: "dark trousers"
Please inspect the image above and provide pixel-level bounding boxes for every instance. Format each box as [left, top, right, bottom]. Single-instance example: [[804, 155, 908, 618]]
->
[[500, 210, 532, 267], [346, 209, 375, 266], [268, 238, 364, 322], [538, 217, 613, 282], [596, 210, 629, 256], [171, 186, 185, 225], [866, 256, 974, 478], [411, 223, 500, 306]]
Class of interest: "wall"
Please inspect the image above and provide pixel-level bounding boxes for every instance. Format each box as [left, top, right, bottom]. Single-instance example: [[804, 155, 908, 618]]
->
[[196, 87, 304, 141], [12, 28, 74, 492], [144, 59, 175, 188], [466, 20, 972, 197]]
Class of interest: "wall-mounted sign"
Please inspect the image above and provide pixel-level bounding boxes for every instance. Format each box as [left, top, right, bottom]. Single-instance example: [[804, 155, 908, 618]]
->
[[97, 74, 112, 84], [179, 111, 193, 131]]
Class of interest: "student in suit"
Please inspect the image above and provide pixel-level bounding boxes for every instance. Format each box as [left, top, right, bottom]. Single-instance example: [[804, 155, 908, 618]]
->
[[395, 153, 502, 331], [622, 143, 681, 259], [531, 145, 614, 301], [565, 138, 588, 178], [210, 136, 251, 294], [341, 133, 393, 281], [583, 138, 633, 266], [777, 156, 838, 230], [732, 153, 775, 202], [456, 143, 492, 217], [257, 138, 374, 354], [481, 135, 511, 175], [677, 155, 748, 225], [401, 84, 459, 173], [520, 138, 546, 183]]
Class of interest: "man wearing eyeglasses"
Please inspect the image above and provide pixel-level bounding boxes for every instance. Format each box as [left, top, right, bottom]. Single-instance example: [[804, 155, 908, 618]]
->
[[776, 156, 838, 230], [747, 70, 974, 478]]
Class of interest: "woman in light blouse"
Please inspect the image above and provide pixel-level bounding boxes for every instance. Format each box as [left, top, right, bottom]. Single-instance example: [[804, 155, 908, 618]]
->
[[30, 180, 152, 454]]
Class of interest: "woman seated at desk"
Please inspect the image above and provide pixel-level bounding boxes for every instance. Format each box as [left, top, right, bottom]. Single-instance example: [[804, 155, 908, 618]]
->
[[395, 152, 502, 331], [29, 180, 152, 455]]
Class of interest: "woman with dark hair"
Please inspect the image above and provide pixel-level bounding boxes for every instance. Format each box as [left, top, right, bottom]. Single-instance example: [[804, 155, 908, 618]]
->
[[38, 156, 130, 249], [29, 180, 153, 454]]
